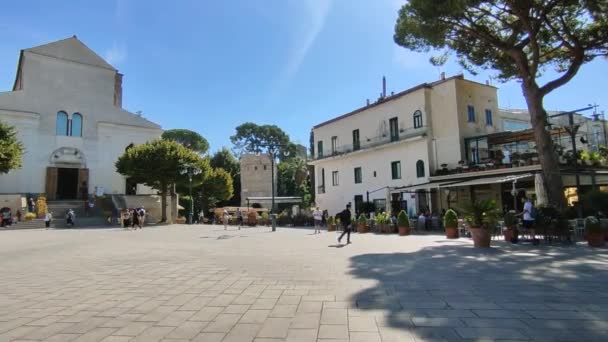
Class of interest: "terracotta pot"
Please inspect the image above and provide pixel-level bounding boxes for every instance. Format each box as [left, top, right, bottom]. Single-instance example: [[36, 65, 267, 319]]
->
[[399, 226, 410, 236], [357, 224, 366, 233], [587, 232, 606, 247], [328, 224, 336, 232], [445, 226, 458, 239], [470, 227, 491, 248]]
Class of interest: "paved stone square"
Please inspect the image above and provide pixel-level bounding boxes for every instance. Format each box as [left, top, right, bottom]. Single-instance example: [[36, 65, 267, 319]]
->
[[1, 225, 607, 341]]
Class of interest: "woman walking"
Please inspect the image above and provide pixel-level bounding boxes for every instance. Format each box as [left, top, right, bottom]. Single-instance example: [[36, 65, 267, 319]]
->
[[223, 209, 229, 230]]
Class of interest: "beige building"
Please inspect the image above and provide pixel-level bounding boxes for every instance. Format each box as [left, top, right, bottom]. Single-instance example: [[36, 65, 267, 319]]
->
[[310, 74, 500, 216], [240, 154, 276, 207], [0, 37, 170, 219]]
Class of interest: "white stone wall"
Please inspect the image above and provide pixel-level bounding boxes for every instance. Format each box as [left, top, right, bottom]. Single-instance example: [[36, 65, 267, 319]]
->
[[240, 154, 275, 206], [0, 39, 162, 196], [313, 138, 430, 217]]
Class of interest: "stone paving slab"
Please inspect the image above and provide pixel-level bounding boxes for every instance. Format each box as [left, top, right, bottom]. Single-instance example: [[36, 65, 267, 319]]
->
[[0, 225, 607, 341]]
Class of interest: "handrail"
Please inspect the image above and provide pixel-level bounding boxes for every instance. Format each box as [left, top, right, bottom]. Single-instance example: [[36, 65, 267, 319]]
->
[[315, 126, 427, 161]]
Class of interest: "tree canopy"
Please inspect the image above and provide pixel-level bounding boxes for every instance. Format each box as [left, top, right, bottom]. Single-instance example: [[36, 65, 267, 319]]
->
[[0, 121, 24, 174], [210, 147, 241, 206], [230, 122, 296, 161], [200, 167, 234, 212], [277, 157, 312, 208], [162, 129, 209, 154], [115, 139, 208, 222], [394, 0, 608, 208]]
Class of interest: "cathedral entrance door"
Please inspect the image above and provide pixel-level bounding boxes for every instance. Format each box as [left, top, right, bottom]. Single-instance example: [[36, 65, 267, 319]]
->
[[56, 168, 79, 200]]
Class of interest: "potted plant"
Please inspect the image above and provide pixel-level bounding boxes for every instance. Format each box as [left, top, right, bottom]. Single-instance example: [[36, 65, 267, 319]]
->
[[375, 212, 386, 233], [460, 199, 500, 248], [585, 216, 605, 247], [260, 212, 269, 226], [503, 211, 517, 242], [357, 214, 368, 233], [443, 209, 459, 239], [247, 210, 257, 226], [397, 210, 411, 236], [327, 216, 336, 231]]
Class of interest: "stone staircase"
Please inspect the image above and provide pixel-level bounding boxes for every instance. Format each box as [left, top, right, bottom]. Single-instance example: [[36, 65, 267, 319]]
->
[[0, 218, 46, 230], [46, 200, 109, 228]]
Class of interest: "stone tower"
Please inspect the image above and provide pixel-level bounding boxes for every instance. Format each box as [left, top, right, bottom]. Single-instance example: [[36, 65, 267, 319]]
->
[[240, 154, 276, 207]]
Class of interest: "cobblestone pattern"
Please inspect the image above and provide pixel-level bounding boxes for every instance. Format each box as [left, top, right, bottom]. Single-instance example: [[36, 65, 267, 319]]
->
[[1, 225, 607, 341]]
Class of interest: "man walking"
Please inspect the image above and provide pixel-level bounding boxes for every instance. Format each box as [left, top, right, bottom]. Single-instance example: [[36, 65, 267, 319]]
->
[[520, 195, 539, 245], [236, 208, 243, 229], [313, 207, 323, 234], [337, 204, 353, 244]]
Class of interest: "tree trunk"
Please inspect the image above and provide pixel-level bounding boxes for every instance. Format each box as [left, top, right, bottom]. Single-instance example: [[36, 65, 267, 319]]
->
[[523, 86, 567, 210], [160, 181, 167, 223], [170, 184, 177, 224]]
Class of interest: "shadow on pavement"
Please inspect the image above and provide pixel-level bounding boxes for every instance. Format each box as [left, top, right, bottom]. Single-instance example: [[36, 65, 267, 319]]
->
[[348, 241, 608, 341]]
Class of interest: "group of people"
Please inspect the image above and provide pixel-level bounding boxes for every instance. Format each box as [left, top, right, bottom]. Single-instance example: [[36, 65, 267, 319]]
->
[[222, 208, 243, 230], [122, 207, 146, 229]]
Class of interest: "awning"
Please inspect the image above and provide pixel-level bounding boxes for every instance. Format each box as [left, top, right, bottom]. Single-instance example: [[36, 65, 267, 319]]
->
[[441, 173, 534, 188], [391, 180, 462, 192]]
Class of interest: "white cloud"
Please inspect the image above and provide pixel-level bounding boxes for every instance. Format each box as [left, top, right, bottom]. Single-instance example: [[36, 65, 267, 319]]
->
[[105, 42, 127, 66], [283, 0, 333, 80]]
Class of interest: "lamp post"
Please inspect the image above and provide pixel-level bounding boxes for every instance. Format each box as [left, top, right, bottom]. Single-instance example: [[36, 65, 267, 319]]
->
[[549, 105, 594, 218], [256, 144, 290, 232], [180, 164, 201, 224], [592, 107, 607, 148]]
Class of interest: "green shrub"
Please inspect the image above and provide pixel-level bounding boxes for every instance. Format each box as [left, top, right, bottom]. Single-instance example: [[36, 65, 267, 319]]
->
[[261, 212, 269, 222], [459, 199, 500, 229], [358, 214, 367, 225], [377, 212, 390, 225], [443, 209, 458, 228], [397, 210, 409, 227], [503, 211, 516, 228], [586, 216, 604, 234]]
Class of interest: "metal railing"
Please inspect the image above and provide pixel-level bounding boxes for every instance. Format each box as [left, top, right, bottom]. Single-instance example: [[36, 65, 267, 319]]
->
[[315, 126, 427, 160]]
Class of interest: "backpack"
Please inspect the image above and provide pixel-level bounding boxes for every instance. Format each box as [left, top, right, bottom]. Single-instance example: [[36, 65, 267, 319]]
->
[[529, 206, 537, 220]]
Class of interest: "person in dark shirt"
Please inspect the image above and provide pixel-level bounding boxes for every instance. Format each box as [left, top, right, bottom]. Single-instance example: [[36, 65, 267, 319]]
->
[[337, 204, 353, 245]]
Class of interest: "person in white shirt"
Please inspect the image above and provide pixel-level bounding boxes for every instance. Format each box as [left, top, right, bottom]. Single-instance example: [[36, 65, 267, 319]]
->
[[44, 212, 52, 228], [313, 207, 323, 234], [223, 209, 229, 230], [519, 195, 538, 245]]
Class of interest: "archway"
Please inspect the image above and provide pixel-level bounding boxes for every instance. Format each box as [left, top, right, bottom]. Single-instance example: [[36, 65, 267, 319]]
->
[[46, 147, 87, 200]]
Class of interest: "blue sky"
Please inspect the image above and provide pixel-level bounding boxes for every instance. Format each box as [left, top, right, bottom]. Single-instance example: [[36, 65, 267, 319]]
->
[[0, 0, 606, 153]]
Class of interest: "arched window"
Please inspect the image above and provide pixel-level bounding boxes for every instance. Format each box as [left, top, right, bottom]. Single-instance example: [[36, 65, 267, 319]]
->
[[71, 113, 83, 137], [56, 111, 68, 136], [416, 160, 425, 178], [413, 110, 423, 129]]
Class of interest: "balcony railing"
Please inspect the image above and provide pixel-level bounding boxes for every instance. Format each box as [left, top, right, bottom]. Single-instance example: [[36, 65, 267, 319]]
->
[[315, 126, 427, 161]]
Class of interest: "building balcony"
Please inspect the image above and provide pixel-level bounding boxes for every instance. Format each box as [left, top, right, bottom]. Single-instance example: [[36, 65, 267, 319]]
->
[[431, 127, 608, 178], [314, 126, 427, 161]]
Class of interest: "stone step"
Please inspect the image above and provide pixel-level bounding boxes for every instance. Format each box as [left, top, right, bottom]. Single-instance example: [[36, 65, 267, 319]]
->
[[0, 219, 46, 230], [51, 216, 112, 229]]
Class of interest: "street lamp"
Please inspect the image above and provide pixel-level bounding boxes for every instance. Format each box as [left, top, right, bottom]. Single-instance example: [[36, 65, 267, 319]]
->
[[256, 144, 290, 232], [592, 108, 607, 148], [180, 164, 202, 224], [549, 105, 594, 218]]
